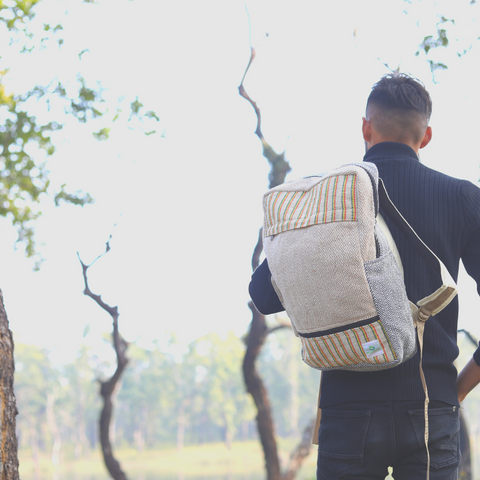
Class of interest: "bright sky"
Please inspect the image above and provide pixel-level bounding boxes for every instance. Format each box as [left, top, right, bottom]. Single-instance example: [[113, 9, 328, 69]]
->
[[1, 0, 479, 363]]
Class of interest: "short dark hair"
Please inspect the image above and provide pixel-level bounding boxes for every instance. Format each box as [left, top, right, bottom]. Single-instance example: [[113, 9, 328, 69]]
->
[[366, 73, 432, 143]]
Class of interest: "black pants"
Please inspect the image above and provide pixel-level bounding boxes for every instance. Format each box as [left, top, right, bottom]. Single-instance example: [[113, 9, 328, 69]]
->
[[316, 400, 460, 480]]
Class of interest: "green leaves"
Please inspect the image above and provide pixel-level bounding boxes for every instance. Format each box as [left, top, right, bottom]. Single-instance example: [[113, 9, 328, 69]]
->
[[415, 16, 453, 66], [427, 60, 448, 73], [0, 1, 161, 262], [414, 6, 478, 80], [1, 80, 51, 257], [0, 73, 98, 260], [67, 77, 105, 123], [92, 126, 110, 141], [128, 96, 161, 136], [130, 97, 143, 117], [0, 0, 42, 32], [54, 184, 94, 207], [418, 28, 449, 55], [43, 22, 62, 33]]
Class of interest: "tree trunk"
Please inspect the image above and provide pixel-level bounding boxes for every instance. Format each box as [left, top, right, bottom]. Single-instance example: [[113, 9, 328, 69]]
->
[[239, 38, 314, 480], [99, 379, 129, 480], [243, 303, 281, 480], [0, 290, 20, 480]]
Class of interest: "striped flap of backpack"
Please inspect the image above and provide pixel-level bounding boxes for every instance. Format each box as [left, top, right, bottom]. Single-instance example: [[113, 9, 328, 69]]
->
[[263, 173, 358, 236]]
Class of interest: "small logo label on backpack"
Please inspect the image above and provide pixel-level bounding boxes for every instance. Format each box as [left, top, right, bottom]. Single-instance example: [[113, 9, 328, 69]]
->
[[362, 340, 384, 359]]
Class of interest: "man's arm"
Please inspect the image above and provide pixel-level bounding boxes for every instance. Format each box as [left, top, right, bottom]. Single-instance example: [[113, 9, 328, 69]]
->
[[457, 356, 480, 403], [248, 259, 284, 315], [457, 186, 480, 403]]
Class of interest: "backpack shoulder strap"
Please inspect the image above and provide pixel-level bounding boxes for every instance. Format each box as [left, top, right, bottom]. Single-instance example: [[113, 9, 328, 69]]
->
[[377, 177, 458, 480], [377, 178, 457, 318]]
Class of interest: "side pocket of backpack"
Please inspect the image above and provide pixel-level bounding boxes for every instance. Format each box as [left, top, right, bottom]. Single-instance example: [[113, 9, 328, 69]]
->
[[363, 226, 417, 365]]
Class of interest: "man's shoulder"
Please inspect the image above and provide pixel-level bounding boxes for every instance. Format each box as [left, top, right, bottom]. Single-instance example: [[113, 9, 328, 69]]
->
[[416, 162, 480, 199], [377, 157, 476, 193]]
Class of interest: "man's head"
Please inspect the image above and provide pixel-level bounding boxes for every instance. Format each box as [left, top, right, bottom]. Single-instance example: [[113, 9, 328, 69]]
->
[[362, 73, 433, 152]]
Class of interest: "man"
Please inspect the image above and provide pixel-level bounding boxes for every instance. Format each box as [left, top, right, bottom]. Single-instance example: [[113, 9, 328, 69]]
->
[[249, 73, 480, 479]]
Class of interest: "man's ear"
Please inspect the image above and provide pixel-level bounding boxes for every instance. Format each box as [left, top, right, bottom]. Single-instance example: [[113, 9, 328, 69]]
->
[[362, 117, 371, 142], [419, 126, 433, 149]]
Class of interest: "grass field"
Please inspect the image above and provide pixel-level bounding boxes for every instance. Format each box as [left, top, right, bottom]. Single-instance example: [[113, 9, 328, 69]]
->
[[22, 443, 464, 480], [18, 441, 318, 480]]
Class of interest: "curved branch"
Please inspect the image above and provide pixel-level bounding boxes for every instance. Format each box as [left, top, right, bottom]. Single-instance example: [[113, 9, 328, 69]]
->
[[78, 245, 129, 480], [239, 47, 264, 142], [238, 42, 291, 189]]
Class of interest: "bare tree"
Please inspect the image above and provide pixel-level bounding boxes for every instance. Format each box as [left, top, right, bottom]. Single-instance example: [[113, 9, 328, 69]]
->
[[78, 239, 130, 480], [0, 290, 20, 480], [240, 45, 316, 480]]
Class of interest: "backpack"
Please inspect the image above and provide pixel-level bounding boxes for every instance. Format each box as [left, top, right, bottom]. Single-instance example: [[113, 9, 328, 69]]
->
[[262, 162, 457, 373]]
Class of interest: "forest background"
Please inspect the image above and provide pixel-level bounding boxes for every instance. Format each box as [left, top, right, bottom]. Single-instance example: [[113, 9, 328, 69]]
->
[[2, 0, 480, 479]]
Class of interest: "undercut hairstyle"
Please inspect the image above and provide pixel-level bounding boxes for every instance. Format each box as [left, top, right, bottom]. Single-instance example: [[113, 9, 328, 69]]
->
[[366, 73, 432, 144]]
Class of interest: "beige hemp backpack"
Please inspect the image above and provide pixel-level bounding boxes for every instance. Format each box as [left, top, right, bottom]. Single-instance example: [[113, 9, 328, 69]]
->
[[262, 162, 457, 373], [262, 162, 458, 480]]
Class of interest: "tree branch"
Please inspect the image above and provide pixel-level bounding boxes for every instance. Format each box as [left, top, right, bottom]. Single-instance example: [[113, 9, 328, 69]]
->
[[78, 243, 129, 480], [239, 47, 264, 142], [238, 42, 291, 189]]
